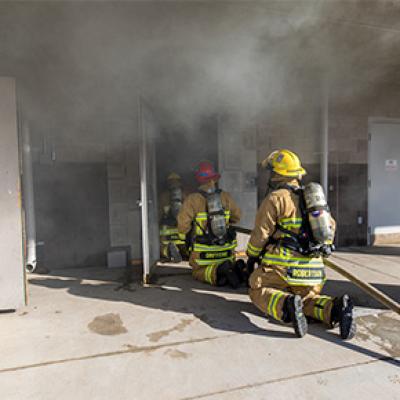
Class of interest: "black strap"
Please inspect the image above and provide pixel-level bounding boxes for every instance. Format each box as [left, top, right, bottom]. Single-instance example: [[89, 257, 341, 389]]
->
[[258, 184, 307, 258]]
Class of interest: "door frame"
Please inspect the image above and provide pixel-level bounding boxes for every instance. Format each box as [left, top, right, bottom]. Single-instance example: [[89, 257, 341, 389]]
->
[[138, 96, 160, 284]]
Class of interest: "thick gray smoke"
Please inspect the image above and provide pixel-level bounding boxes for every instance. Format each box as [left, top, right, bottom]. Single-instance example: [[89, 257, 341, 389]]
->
[[1, 1, 399, 260], [0, 1, 399, 146]]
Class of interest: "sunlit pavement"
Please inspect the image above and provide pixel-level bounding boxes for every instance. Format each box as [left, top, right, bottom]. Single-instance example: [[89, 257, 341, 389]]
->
[[1, 250, 399, 400]]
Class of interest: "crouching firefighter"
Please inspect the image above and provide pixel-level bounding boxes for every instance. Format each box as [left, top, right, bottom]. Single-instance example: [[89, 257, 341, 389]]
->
[[177, 161, 245, 288], [159, 172, 188, 263], [247, 149, 356, 339]]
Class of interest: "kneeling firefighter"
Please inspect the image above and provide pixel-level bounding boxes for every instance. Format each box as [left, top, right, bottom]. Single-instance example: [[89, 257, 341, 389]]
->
[[177, 161, 245, 288], [247, 149, 356, 339], [159, 172, 188, 262]]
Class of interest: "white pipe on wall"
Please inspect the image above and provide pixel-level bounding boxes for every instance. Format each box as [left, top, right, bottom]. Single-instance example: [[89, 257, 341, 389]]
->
[[22, 123, 37, 272], [321, 86, 329, 200]]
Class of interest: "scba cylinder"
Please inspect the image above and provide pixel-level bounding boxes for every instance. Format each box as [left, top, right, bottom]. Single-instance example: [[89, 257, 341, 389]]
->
[[303, 183, 334, 245], [207, 192, 227, 239]]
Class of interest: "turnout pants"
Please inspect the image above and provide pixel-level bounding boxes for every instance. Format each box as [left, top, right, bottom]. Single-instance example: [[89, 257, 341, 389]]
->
[[189, 252, 225, 286], [188, 240, 237, 286], [189, 252, 219, 286], [249, 265, 334, 325]]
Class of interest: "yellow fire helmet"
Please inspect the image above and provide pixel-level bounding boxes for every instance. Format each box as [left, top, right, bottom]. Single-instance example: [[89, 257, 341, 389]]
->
[[261, 149, 306, 178], [167, 172, 181, 181]]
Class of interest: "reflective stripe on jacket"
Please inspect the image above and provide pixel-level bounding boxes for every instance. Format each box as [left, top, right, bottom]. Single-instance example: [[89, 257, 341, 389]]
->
[[193, 240, 237, 266], [160, 225, 186, 245], [246, 178, 335, 287], [177, 187, 241, 268]]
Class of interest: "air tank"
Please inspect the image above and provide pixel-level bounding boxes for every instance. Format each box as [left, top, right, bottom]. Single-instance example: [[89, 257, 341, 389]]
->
[[303, 182, 334, 245], [169, 187, 182, 219], [207, 192, 227, 239]]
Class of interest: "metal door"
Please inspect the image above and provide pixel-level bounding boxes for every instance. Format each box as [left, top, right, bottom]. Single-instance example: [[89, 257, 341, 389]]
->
[[138, 97, 160, 283], [0, 78, 26, 309], [368, 121, 400, 244]]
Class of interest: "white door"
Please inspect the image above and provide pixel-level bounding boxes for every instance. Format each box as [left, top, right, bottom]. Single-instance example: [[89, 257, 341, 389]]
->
[[368, 121, 400, 244], [139, 97, 160, 283], [0, 78, 26, 309]]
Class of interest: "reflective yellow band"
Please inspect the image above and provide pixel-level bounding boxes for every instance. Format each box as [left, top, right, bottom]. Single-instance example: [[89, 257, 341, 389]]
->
[[284, 266, 325, 286], [193, 241, 237, 253], [247, 242, 262, 257], [204, 265, 216, 284], [313, 296, 331, 321], [201, 251, 230, 260], [262, 254, 324, 267], [267, 291, 285, 320], [195, 211, 230, 220], [161, 240, 185, 245], [196, 256, 234, 266], [160, 228, 178, 236], [263, 248, 325, 285], [196, 212, 208, 217], [279, 218, 302, 227], [178, 233, 186, 240], [280, 218, 302, 224]]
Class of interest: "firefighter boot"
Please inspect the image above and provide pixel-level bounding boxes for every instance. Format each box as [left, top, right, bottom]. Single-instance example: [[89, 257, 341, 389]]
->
[[167, 242, 182, 263], [283, 295, 308, 338], [216, 261, 240, 289], [331, 294, 356, 340], [233, 259, 248, 285]]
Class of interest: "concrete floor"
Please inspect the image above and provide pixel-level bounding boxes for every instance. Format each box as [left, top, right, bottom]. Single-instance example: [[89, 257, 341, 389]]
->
[[1, 249, 399, 400]]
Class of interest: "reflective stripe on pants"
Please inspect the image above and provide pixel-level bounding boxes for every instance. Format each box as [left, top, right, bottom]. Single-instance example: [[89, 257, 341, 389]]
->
[[249, 266, 334, 325]]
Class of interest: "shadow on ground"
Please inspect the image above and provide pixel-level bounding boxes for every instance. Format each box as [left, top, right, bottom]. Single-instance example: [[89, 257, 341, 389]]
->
[[29, 264, 400, 367]]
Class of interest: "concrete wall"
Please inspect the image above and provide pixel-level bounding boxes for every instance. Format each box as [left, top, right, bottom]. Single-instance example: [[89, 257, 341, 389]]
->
[[107, 142, 142, 260], [328, 85, 400, 246], [0, 77, 26, 309], [34, 162, 109, 269], [254, 84, 400, 247], [30, 130, 143, 268]]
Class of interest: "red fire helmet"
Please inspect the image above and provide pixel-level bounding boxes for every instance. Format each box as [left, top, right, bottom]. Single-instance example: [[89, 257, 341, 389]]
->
[[194, 161, 221, 184]]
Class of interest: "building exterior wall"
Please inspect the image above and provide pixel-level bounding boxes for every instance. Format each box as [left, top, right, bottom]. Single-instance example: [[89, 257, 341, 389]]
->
[[254, 85, 400, 247]]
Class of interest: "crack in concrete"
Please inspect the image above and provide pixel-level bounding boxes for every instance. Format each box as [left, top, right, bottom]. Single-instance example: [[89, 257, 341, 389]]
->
[[0, 331, 245, 374], [1, 318, 398, 380], [179, 356, 400, 400]]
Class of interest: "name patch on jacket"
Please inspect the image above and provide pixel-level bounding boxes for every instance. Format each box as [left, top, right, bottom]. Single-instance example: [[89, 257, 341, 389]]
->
[[287, 267, 325, 280], [200, 251, 231, 260]]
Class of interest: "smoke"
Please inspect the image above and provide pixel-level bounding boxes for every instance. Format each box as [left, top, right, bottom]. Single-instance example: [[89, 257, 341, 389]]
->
[[1, 1, 400, 257], [0, 1, 399, 146]]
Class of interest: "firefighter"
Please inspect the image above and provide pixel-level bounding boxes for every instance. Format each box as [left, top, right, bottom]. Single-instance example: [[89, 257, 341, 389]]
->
[[159, 172, 188, 262], [177, 161, 245, 288], [247, 149, 356, 339]]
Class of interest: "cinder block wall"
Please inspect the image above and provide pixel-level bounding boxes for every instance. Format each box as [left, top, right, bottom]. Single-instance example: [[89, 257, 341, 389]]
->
[[255, 85, 400, 247], [329, 85, 400, 246], [31, 135, 111, 269], [328, 96, 369, 246]]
